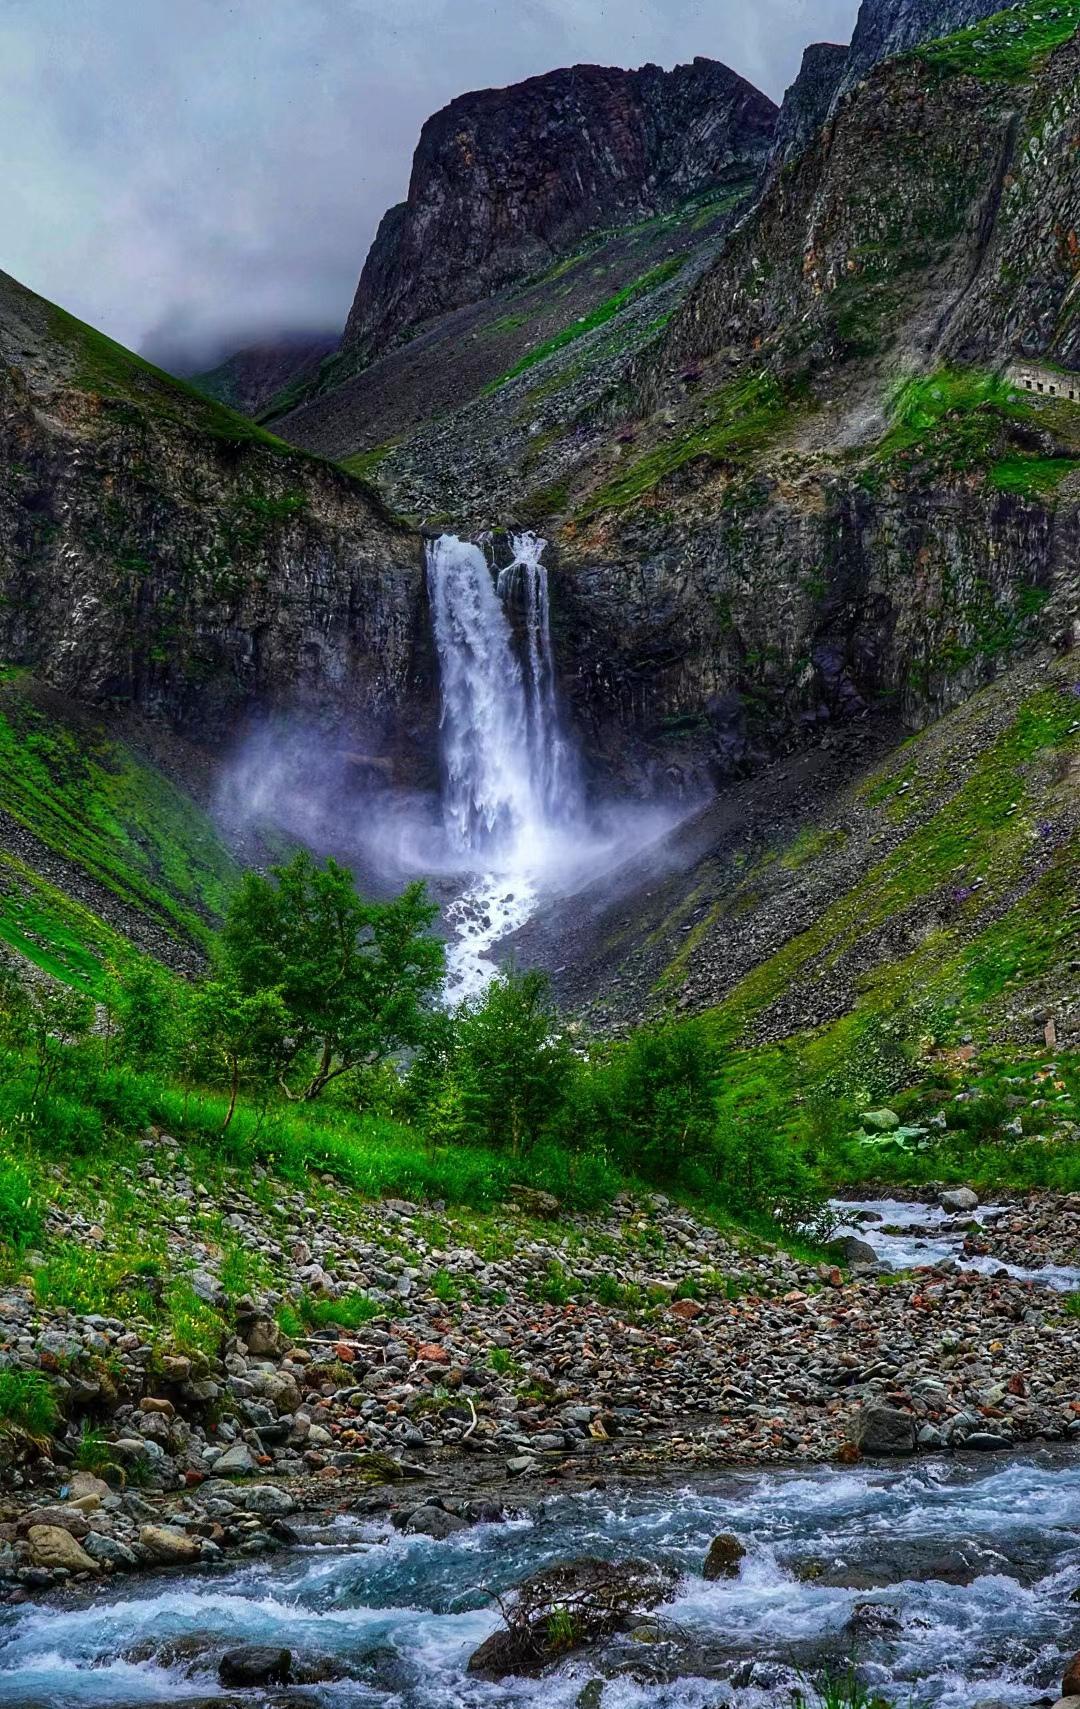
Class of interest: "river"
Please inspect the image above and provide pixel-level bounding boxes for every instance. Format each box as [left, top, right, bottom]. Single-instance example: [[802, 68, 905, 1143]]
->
[[0, 1453, 1077, 1707]]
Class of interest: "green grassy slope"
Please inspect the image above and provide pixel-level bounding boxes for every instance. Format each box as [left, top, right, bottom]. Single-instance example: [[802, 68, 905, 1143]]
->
[[0, 676, 240, 992]]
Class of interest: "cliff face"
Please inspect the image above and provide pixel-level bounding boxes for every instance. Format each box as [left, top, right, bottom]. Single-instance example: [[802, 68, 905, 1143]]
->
[[770, 43, 848, 170], [0, 272, 433, 770], [532, 10, 1080, 791], [340, 58, 777, 363]]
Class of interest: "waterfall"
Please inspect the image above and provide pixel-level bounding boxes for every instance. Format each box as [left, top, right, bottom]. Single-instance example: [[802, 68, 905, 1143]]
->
[[425, 531, 578, 866], [424, 530, 581, 1001]]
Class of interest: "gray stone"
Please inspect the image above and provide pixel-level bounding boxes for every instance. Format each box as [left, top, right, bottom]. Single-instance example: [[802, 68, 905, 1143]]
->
[[849, 1404, 916, 1456], [940, 1188, 979, 1213], [212, 1442, 258, 1477], [219, 1646, 292, 1688]]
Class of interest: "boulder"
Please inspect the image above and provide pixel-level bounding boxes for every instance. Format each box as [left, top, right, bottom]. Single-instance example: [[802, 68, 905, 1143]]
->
[[826, 1236, 879, 1267], [940, 1187, 979, 1213], [219, 1646, 292, 1687], [18, 1505, 90, 1539], [84, 1531, 138, 1568], [702, 1534, 745, 1580], [212, 1442, 258, 1477], [138, 1525, 201, 1565], [242, 1318, 285, 1359], [404, 1505, 470, 1539], [860, 1109, 900, 1133], [848, 1404, 916, 1456], [1062, 1655, 1080, 1698], [25, 1524, 99, 1574]]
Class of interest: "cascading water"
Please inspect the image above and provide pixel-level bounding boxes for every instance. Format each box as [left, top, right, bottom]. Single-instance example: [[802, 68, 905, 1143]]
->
[[425, 531, 582, 1003]]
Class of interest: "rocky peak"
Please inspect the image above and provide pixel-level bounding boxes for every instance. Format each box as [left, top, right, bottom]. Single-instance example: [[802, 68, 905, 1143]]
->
[[341, 57, 777, 363], [770, 42, 848, 170], [839, 0, 1026, 91]]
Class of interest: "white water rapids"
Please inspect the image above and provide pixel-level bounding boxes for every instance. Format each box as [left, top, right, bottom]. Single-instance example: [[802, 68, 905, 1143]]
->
[[426, 532, 587, 1003]]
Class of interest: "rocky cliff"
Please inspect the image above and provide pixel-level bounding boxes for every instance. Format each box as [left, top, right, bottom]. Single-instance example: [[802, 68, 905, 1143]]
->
[[0, 271, 432, 768], [769, 42, 848, 170], [339, 58, 777, 366], [464, 3, 1080, 794]]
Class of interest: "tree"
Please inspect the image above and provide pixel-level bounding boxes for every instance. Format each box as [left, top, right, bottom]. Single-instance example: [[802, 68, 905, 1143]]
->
[[0, 966, 94, 1097], [451, 968, 574, 1156], [218, 852, 445, 1101], [190, 979, 289, 1130], [105, 959, 180, 1073]]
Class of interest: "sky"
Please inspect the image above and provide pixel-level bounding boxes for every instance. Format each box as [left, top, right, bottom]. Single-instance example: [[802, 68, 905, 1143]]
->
[[0, 0, 860, 372]]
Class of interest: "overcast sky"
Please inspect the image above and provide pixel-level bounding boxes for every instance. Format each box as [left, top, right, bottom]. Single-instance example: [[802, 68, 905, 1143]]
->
[[1, 0, 859, 371]]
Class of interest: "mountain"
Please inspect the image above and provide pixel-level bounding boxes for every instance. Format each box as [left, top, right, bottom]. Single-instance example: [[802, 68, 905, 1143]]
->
[[339, 58, 778, 370], [0, 270, 428, 756], [189, 331, 338, 418]]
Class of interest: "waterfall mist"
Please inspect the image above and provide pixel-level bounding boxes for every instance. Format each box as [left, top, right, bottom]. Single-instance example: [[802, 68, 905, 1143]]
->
[[216, 531, 689, 1003]]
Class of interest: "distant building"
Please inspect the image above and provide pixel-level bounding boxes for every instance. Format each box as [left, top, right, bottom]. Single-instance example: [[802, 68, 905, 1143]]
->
[[1007, 361, 1080, 404]]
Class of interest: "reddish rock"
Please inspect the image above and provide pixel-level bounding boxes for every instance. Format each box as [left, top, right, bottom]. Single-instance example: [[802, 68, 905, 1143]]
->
[[416, 1343, 450, 1364]]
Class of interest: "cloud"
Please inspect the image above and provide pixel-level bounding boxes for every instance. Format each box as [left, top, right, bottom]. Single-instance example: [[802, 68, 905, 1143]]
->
[[0, 0, 860, 369]]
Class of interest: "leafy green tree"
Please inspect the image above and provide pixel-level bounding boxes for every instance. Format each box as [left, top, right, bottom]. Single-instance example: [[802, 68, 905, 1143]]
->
[[451, 968, 574, 1156], [190, 979, 290, 1130], [105, 959, 181, 1073], [219, 852, 444, 1101], [599, 1018, 718, 1184]]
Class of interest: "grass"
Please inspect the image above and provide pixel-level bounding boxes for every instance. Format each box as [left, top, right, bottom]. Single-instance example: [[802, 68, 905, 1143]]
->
[[0, 1371, 59, 1440], [485, 255, 689, 393], [989, 455, 1080, 496], [46, 300, 316, 459], [340, 442, 399, 480], [917, 0, 1080, 81], [300, 1290, 383, 1331], [587, 372, 802, 510], [0, 677, 239, 988]]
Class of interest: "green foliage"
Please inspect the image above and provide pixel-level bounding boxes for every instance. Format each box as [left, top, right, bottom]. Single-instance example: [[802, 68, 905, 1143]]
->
[[0, 1370, 59, 1439], [917, 0, 1080, 81], [423, 969, 576, 1156], [190, 978, 289, 1128], [220, 852, 444, 1100], [106, 959, 182, 1074], [0, 1157, 41, 1252], [989, 455, 1080, 496], [486, 255, 689, 392]]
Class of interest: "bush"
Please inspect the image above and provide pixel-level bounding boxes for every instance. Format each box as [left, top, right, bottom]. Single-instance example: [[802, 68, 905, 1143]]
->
[[300, 1289, 382, 1330]]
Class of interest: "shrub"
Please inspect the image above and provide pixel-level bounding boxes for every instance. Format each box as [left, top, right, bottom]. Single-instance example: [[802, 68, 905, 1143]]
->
[[0, 1157, 41, 1250]]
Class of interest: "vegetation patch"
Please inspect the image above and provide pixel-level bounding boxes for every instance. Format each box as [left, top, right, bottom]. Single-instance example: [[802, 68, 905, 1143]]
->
[[916, 0, 1080, 82], [485, 255, 689, 393], [588, 372, 803, 510]]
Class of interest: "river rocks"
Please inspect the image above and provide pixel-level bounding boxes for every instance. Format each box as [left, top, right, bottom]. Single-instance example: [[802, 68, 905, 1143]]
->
[[212, 1443, 258, 1477], [702, 1534, 745, 1580], [848, 1404, 916, 1457], [24, 1525, 98, 1574], [941, 1188, 980, 1214], [17, 1506, 90, 1538], [860, 1110, 900, 1133], [1062, 1654, 1080, 1697], [405, 1508, 469, 1539], [138, 1526, 202, 1565], [825, 1236, 879, 1267], [219, 1646, 292, 1687]]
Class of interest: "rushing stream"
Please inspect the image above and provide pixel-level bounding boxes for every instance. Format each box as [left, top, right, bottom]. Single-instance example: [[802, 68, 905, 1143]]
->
[[830, 1198, 1080, 1292], [2, 1454, 1078, 1708]]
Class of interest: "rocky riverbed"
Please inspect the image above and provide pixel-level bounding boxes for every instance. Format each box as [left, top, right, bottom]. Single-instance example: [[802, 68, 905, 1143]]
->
[[0, 1132, 1078, 1601]]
